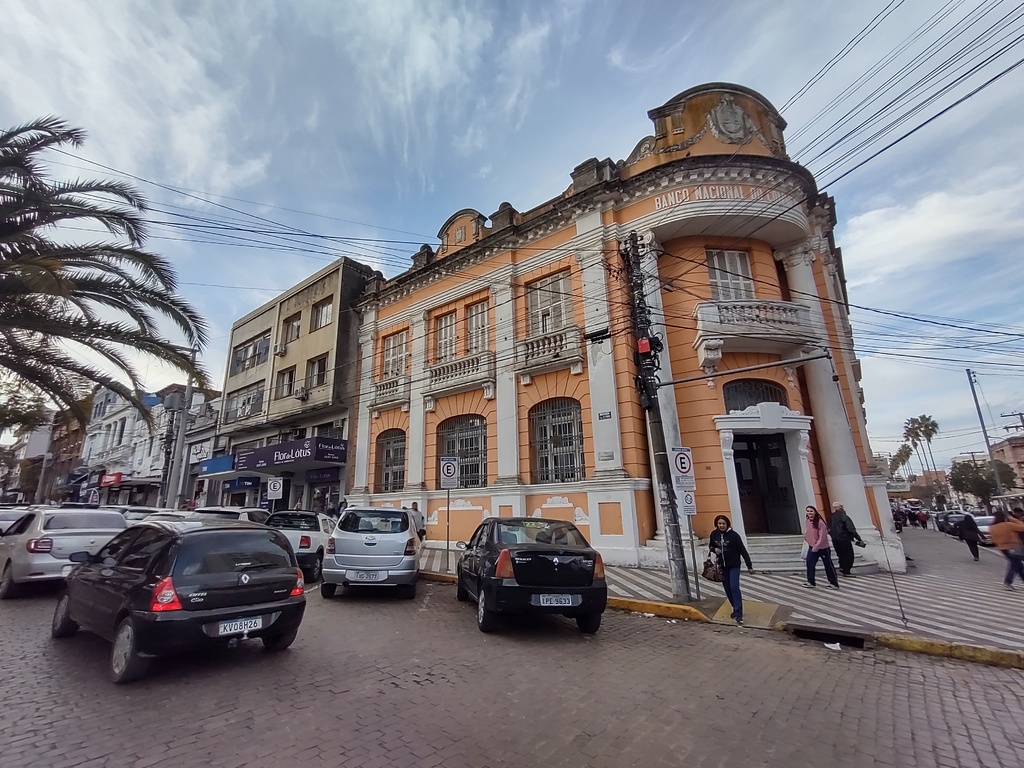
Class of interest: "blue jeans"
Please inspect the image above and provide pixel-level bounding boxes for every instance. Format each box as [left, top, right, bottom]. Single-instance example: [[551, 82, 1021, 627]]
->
[[1003, 551, 1024, 585], [806, 547, 839, 587], [722, 567, 743, 619]]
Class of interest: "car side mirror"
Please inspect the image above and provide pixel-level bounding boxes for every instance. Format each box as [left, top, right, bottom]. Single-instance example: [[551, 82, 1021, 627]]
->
[[456, 541, 467, 550], [69, 551, 92, 563]]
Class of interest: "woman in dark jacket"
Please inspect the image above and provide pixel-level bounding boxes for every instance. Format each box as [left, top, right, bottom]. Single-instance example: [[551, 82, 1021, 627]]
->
[[958, 514, 981, 561], [709, 515, 754, 624]]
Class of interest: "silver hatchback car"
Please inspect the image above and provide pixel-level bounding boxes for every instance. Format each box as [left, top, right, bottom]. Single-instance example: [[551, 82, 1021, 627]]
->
[[321, 507, 422, 599], [0, 509, 127, 598]]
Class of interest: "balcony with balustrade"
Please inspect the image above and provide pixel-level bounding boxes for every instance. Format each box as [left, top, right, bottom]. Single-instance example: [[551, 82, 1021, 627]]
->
[[370, 374, 411, 416], [692, 300, 820, 372], [425, 351, 495, 399], [515, 325, 584, 385]]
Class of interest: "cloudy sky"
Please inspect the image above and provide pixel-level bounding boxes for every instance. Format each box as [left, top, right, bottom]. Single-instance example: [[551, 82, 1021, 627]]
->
[[3, 0, 1024, 471]]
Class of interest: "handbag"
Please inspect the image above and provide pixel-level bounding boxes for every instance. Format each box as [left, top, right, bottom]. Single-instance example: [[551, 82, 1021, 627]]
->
[[702, 555, 724, 582], [800, 542, 809, 560]]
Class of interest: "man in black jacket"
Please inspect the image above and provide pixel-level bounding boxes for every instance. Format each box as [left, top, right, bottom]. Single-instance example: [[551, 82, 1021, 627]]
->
[[830, 502, 865, 576], [709, 515, 753, 624]]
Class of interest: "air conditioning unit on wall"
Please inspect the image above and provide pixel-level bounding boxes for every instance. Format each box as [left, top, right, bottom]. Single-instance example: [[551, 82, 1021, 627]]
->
[[273, 343, 287, 357], [294, 387, 309, 401]]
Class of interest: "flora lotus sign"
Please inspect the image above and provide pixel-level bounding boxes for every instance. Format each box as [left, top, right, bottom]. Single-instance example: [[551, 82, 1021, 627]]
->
[[235, 436, 347, 471]]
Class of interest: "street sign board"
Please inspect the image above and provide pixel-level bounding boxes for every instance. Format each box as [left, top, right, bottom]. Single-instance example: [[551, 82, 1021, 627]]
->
[[267, 477, 284, 500], [670, 447, 696, 490], [439, 457, 459, 490], [679, 489, 697, 516]]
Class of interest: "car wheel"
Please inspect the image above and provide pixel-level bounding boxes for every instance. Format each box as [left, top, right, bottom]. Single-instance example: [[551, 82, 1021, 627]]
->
[[476, 584, 497, 633], [456, 569, 469, 602], [262, 627, 298, 652], [400, 581, 417, 600], [110, 618, 149, 684], [305, 555, 322, 584], [0, 562, 19, 600], [321, 582, 337, 599], [51, 593, 79, 638], [576, 613, 602, 634]]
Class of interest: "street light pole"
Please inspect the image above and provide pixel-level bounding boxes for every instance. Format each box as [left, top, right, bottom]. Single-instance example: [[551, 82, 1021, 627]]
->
[[966, 369, 1004, 507], [165, 348, 198, 509]]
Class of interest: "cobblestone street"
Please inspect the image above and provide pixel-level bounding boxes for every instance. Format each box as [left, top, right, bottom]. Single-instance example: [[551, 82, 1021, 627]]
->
[[2, 580, 1023, 768]]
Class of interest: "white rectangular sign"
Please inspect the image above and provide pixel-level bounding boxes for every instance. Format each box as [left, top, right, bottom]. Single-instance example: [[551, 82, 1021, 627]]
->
[[678, 488, 698, 517], [669, 447, 696, 490], [439, 457, 459, 490], [267, 477, 284, 500]]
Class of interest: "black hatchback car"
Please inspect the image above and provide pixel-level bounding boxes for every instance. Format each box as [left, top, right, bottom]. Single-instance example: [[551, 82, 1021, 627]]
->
[[52, 519, 306, 683], [456, 517, 607, 634]]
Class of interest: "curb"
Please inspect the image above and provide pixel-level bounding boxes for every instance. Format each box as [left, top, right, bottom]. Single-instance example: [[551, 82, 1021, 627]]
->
[[421, 572, 456, 584], [873, 633, 1024, 670]]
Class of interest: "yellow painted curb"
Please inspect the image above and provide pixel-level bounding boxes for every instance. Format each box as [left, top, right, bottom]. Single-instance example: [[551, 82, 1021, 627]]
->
[[607, 596, 711, 622], [421, 571, 456, 584], [874, 633, 1024, 670]]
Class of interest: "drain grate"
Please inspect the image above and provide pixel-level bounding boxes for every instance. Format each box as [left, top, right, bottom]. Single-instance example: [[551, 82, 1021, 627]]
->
[[784, 622, 874, 650]]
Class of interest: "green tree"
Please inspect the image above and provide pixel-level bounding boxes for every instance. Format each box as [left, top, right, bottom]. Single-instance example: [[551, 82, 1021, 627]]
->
[[902, 418, 927, 475], [948, 460, 1018, 507], [0, 117, 208, 424], [0, 380, 50, 436], [916, 414, 939, 474], [889, 443, 914, 477]]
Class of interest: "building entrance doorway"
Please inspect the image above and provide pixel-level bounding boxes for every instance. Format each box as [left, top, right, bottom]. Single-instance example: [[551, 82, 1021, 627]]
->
[[733, 433, 800, 534]]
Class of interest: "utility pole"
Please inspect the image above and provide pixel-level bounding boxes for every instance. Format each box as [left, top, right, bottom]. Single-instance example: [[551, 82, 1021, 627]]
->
[[165, 348, 199, 510], [622, 231, 692, 602], [966, 369, 1004, 506], [1001, 411, 1024, 432]]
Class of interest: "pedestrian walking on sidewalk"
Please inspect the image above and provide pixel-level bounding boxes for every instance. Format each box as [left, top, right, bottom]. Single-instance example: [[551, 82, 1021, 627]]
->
[[708, 515, 753, 624], [957, 514, 981, 561], [990, 510, 1024, 590], [829, 502, 865, 577], [803, 506, 839, 589]]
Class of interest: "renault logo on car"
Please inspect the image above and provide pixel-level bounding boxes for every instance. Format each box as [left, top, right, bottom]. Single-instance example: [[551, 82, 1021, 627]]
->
[[240, 573, 250, 585]]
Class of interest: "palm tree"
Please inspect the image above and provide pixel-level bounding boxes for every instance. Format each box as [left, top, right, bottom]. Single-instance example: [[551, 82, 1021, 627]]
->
[[889, 443, 914, 478], [1, 117, 208, 424], [917, 414, 939, 474], [903, 417, 928, 476]]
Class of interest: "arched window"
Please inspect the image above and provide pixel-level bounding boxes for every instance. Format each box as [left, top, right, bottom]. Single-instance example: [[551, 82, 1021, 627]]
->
[[722, 379, 788, 412], [436, 415, 487, 488], [529, 398, 585, 484], [374, 429, 406, 492]]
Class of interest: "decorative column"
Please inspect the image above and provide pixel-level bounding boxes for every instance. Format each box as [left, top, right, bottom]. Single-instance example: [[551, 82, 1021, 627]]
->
[[718, 429, 743, 540], [350, 303, 377, 499], [406, 312, 428, 489], [492, 279, 521, 485]]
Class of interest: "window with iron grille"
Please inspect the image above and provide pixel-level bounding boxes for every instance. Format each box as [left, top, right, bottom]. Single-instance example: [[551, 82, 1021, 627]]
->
[[722, 379, 789, 412], [310, 299, 333, 332], [315, 420, 344, 439], [437, 415, 487, 488], [435, 312, 456, 363], [382, 330, 408, 379], [706, 249, 755, 301], [526, 271, 572, 336], [529, 398, 585, 483], [466, 301, 489, 354], [375, 429, 406, 492]]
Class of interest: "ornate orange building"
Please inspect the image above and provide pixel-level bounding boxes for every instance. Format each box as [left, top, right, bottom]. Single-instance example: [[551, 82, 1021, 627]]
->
[[349, 83, 904, 571]]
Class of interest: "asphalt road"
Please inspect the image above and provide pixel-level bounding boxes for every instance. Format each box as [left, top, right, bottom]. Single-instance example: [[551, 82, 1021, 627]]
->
[[2, 579, 1023, 768]]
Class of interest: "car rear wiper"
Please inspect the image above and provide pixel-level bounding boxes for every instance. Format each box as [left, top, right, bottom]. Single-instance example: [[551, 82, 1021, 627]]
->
[[236, 563, 279, 572]]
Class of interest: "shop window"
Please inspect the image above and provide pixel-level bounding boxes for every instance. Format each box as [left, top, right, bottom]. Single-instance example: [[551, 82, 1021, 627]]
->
[[276, 367, 297, 398], [436, 415, 487, 488], [310, 299, 333, 332], [382, 330, 408, 379], [529, 398, 585, 484], [283, 313, 301, 344], [307, 355, 328, 388], [230, 332, 271, 375], [375, 429, 406, 492], [723, 379, 788, 412], [466, 301, 489, 354], [706, 249, 755, 301], [435, 312, 456, 363], [526, 271, 572, 336]]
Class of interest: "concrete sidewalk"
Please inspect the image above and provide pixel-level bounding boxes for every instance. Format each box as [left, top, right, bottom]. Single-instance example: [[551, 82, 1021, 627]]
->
[[423, 527, 1024, 650]]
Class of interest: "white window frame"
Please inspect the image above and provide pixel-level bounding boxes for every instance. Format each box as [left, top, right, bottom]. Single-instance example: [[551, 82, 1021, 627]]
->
[[466, 301, 489, 354], [276, 367, 296, 398], [527, 271, 571, 336], [307, 355, 328, 388], [283, 313, 301, 343], [706, 249, 755, 301], [310, 299, 333, 332], [383, 331, 408, 379], [435, 312, 457, 363]]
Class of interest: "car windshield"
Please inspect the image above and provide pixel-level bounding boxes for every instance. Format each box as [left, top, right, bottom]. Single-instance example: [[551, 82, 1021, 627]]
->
[[975, 516, 995, 526], [266, 513, 318, 531], [495, 520, 588, 547], [42, 512, 127, 531], [338, 510, 409, 534], [173, 530, 293, 576]]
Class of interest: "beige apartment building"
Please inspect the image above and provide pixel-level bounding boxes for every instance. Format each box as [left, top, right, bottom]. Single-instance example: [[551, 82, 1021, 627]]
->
[[203, 257, 375, 512]]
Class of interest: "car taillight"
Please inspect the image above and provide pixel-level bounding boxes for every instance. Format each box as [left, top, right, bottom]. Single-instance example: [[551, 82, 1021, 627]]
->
[[326, 538, 335, 554], [290, 568, 304, 596], [26, 538, 53, 553], [593, 552, 605, 580], [299, 535, 311, 549], [494, 548, 514, 579], [150, 577, 182, 612], [404, 538, 417, 555]]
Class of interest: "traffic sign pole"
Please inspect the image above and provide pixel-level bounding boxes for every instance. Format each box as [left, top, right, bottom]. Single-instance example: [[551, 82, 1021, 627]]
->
[[439, 457, 459, 573]]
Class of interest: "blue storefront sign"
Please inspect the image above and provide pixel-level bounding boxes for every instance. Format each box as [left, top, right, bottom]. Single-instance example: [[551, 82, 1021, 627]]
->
[[199, 455, 235, 476], [235, 436, 348, 472], [223, 476, 261, 492]]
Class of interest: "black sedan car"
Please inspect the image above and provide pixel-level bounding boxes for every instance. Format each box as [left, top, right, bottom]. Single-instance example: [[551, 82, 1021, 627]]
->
[[52, 519, 306, 683], [456, 517, 607, 634]]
